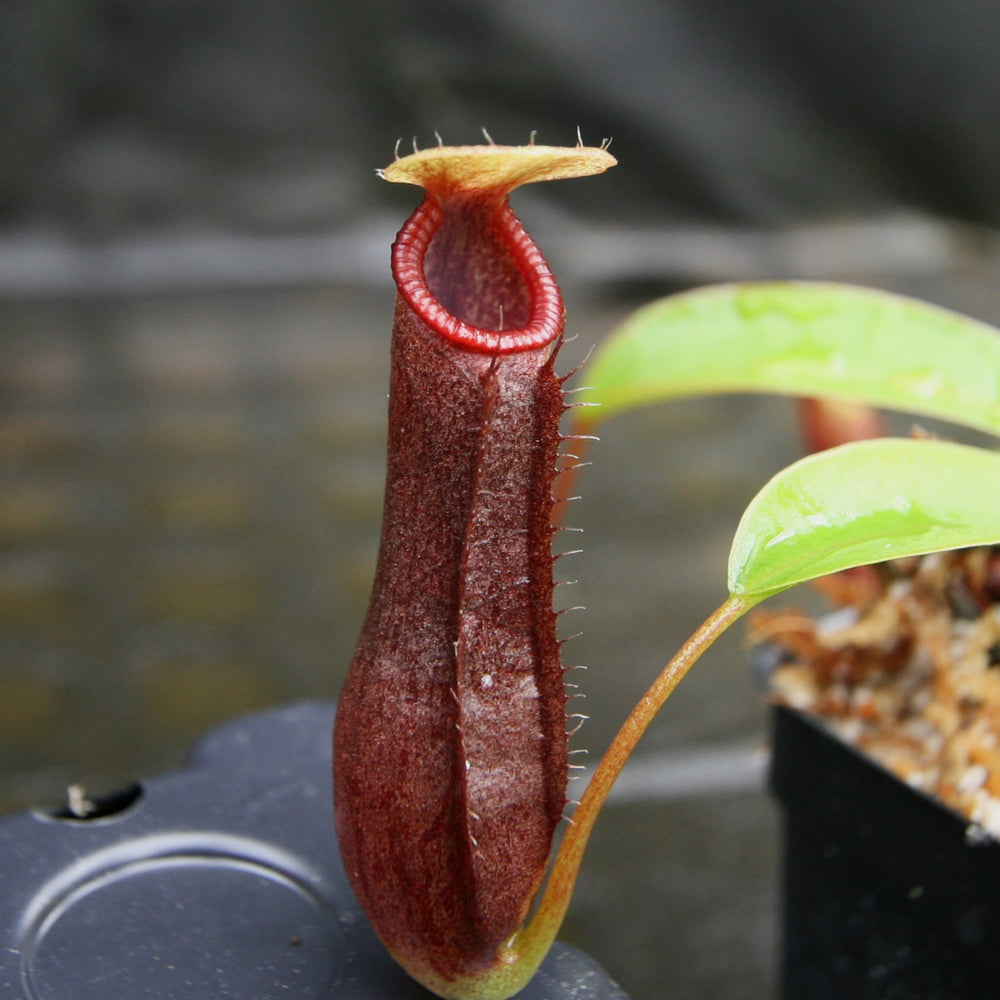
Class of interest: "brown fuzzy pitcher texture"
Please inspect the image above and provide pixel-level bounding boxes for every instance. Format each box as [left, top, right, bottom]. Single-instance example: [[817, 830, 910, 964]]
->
[[333, 141, 615, 998]]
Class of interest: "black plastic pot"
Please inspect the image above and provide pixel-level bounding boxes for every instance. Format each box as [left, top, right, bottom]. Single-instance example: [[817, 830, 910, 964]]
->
[[0, 701, 628, 1000], [770, 704, 1000, 1000]]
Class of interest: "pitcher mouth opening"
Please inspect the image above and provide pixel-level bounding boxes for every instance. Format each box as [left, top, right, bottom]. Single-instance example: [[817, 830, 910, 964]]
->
[[391, 194, 563, 356]]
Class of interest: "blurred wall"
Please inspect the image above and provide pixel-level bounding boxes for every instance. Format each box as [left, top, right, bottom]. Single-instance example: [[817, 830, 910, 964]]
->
[[4, 0, 1000, 235]]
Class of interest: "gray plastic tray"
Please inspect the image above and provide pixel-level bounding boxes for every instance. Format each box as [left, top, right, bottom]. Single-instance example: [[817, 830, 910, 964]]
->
[[0, 701, 628, 1000]]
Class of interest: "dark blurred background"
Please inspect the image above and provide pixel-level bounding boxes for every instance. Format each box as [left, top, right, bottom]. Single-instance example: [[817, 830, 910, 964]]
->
[[4, 3, 1000, 998], [8, 0, 1000, 234]]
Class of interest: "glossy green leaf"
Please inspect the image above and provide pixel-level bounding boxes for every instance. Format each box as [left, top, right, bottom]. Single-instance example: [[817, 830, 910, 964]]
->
[[578, 282, 1000, 437], [728, 438, 1000, 597]]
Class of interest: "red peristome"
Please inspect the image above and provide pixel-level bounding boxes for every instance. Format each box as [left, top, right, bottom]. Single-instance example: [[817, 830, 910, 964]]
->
[[333, 176, 570, 985], [393, 192, 563, 354]]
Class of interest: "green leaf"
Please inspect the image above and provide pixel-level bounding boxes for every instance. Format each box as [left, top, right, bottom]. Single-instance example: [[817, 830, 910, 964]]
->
[[578, 282, 1000, 437], [728, 438, 1000, 597]]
